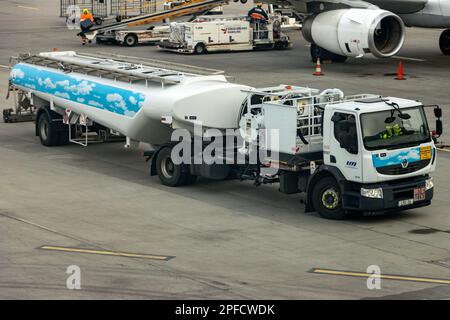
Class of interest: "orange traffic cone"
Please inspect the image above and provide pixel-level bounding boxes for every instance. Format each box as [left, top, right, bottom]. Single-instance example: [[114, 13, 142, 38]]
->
[[313, 57, 324, 76], [395, 60, 406, 80]]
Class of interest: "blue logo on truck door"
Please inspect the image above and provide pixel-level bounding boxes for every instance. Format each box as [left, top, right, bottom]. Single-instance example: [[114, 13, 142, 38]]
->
[[9, 63, 146, 118]]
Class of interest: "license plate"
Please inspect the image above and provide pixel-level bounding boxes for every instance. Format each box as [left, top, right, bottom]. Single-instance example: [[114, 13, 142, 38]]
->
[[398, 199, 414, 207], [414, 187, 426, 201]]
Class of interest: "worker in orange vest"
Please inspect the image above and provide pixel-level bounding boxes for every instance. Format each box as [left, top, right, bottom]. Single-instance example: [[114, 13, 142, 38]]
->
[[80, 9, 95, 45]]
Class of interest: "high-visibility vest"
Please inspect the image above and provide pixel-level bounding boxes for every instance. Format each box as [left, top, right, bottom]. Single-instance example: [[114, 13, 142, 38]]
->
[[81, 13, 94, 22]]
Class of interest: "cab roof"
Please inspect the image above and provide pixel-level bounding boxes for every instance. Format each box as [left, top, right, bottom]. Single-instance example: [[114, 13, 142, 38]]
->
[[331, 96, 421, 114]]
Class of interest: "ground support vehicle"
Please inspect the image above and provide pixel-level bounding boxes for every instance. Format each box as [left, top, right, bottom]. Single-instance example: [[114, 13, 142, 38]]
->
[[7, 51, 442, 219], [158, 15, 291, 54]]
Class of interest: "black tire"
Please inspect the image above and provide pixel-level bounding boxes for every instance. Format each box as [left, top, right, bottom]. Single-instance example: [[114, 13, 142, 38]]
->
[[275, 40, 289, 50], [94, 18, 103, 26], [312, 176, 347, 220], [116, 16, 122, 23], [310, 43, 348, 63], [156, 147, 196, 187], [3, 108, 13, 123], [240, 0, 248, 3], [124, 33, 138, 47], [37, 111, 69, 147], [194, 43, 206, 54], [439, 29, 450, 55]]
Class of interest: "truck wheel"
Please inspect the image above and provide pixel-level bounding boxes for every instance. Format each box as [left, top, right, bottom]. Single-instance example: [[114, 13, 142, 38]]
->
[[312, 176, 347, 220], [3, 108, 13, 123], [439, 29, 450, 55], [310, 43, 347, 63], [194, 43, 206, 54], [94, 18, 103, 26], [124, 34, 138, 47], [37, 111, 69, 147], [156, 147, 196, 187]]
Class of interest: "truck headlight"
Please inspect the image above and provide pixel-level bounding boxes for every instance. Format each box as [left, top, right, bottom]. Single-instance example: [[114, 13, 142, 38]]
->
[[425, 177, 434, 190], [361, 187, 383, 199]]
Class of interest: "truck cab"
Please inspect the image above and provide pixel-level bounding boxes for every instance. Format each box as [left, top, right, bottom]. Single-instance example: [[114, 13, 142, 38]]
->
[[238, 87, 441, 219], [320, 97, 437, 217]]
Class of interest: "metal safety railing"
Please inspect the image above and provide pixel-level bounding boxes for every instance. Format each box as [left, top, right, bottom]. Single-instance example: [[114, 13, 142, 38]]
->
[[110, 0, 157, 19], [60, 0, 109, 18]]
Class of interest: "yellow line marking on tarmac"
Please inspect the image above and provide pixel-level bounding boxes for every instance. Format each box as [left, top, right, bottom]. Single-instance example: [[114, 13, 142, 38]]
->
[[437, 148, 450, 153], [0, 65, 11, 69], [40, 245, 173, 261], [17, 5, 39, 10], [311, 268, 450, 285]]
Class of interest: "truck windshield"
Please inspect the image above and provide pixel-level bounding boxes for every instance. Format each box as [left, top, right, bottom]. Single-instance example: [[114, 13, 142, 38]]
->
[[361, 106, 431, 150]]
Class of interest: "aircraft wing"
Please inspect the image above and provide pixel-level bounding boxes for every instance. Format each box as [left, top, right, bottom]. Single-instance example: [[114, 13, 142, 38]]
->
[[278, 0, 428, 15], [362, 0, 428, 14]]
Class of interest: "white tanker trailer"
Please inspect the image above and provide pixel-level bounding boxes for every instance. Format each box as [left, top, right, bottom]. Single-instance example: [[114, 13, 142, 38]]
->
[[7, 51, 442, 219]]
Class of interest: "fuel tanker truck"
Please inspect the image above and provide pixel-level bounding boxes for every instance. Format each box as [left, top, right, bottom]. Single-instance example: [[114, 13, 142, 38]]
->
[[6, 51, 442, 219]]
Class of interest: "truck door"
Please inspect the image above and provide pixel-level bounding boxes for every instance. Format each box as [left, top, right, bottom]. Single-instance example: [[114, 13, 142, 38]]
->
[[328, 112, 363, 183]]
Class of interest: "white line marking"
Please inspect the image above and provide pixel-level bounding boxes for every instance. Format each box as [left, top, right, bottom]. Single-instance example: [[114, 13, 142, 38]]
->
[[0, 65, 11, 70], [17, 5, 39, 10], [393, 56, 426, 62]]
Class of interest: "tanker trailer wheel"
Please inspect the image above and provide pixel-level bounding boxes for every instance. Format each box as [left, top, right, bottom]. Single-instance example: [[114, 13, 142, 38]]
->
[[311, 176, 347, 220], [156, 147, 197, 187], [37, 111, 69, 147], [310, 43, 347, 63], [439, 29, 450, 55]]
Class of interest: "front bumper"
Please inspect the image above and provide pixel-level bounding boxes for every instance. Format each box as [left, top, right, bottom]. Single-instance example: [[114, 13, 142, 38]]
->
[[342, 175, 433, 214]]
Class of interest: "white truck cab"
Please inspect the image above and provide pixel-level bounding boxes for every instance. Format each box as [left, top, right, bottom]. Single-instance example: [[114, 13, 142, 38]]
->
[[238, 87, 441, 219]]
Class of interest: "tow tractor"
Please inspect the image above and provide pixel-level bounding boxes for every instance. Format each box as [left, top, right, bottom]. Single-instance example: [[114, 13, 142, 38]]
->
[[6, 51, 442, 219]]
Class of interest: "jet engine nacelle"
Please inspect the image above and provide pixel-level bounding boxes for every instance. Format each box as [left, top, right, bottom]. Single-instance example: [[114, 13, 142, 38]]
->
[[302, 8, 405, 58]]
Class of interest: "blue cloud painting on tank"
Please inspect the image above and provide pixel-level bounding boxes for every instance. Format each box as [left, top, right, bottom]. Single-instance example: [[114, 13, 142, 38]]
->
[[9, 63, 146, 117]]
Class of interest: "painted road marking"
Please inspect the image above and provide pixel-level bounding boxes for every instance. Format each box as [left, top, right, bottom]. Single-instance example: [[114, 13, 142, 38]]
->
[[437, 148, 450, 153], [0, 65, 11, 70], [311, 268, 450, 285], [17, 5, 39, 10], [40, 245, 173, 261], [393, 56, 426, 62]]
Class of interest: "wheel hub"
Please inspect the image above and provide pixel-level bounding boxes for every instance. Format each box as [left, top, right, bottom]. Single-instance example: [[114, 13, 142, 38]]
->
[[322, 189, 339, 210], [161, 157, 175, 178], [40, 119, 48, 140]]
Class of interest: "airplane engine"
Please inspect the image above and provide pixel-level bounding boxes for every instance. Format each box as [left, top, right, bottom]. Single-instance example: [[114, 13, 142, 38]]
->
[[302, 8, 405, 59]]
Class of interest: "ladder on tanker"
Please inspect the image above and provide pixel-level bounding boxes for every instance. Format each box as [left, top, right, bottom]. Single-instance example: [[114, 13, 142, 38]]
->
[[87, 0, 226, 36]]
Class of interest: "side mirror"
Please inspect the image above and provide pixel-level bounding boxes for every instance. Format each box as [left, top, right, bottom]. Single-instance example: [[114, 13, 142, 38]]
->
[[385, 116, 396, 123], [399, 113, 411, 120], [434, 106, 442, 118], [436, 119, 443, 136]]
